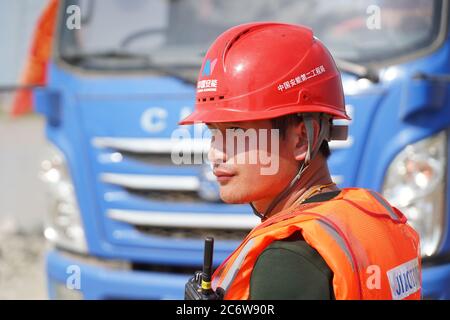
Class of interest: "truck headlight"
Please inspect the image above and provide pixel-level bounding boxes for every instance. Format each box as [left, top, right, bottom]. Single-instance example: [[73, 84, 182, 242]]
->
[[39, 143, 88, 254], [382, 131, 447, 257]]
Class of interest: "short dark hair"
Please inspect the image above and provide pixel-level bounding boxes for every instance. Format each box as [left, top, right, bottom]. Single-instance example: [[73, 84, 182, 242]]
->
[[270, 114, 331, 159]]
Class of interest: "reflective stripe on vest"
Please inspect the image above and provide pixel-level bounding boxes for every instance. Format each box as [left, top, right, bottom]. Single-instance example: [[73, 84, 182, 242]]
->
[[220, 238, 255, 292], [368, 190, 400, 222]]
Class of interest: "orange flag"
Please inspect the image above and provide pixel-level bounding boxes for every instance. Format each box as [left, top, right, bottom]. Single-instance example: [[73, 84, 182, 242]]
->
[[11, 0, 59, 116]]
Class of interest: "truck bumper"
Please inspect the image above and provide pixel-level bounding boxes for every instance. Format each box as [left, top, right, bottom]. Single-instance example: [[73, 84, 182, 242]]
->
[[422, 262, 450, 300], [46, 250, 189, 300], [47, 249, 450, 300]]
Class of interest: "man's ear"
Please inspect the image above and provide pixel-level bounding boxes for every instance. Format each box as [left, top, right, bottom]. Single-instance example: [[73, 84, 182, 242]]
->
[[293, 119, 320, 161]]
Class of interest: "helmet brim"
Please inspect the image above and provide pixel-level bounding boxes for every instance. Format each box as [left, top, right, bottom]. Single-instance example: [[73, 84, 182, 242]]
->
[[178, 104, 351, 125]]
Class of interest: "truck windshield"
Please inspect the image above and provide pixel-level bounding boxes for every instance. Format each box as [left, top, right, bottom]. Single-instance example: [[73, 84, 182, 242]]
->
[[58, 0, 443, 71]]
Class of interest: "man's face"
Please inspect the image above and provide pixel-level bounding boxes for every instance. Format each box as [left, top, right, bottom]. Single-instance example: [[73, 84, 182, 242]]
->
[[206, 120, 302, 205]]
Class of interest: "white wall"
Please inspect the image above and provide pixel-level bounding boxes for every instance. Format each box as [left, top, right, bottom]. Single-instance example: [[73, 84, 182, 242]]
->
[[0, 0, 48, 87]]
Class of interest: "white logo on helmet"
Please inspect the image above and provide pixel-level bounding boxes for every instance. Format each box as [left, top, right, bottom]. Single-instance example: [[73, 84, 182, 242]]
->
[[277, 64, 326, 92], [197, 79, 218, 93]]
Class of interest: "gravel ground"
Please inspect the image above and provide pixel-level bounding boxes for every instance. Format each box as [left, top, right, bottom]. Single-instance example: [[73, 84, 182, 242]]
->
[[0, 222, 47, 299]]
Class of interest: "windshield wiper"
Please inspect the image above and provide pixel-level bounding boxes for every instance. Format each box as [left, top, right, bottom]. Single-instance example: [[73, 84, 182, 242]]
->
[[334, 58, 379, 83], [62, 50, 150, 62], [61, 50, 198, 85]]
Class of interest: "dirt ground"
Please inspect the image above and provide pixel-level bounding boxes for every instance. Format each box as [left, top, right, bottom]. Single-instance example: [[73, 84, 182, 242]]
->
[[0, 226, 47, 299]]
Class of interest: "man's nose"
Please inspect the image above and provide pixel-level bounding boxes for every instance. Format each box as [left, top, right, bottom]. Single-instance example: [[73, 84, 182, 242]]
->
[[208, 133, 226, 164]]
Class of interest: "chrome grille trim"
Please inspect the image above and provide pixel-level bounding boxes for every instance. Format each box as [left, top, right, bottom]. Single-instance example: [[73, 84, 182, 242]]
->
[[92, 137, 210, 154], [101, 173, 199, 191], [329, 136, 354, 149], [107, 209, 259, 230], [331, 175, 343, 185]]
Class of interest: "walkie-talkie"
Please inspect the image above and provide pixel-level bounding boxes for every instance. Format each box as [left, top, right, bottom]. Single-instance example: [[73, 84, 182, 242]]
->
[[184, 237, 224, 300]]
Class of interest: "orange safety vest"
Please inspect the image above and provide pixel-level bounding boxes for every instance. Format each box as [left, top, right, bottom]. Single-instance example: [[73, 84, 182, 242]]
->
[[212, 188, 421, 300]]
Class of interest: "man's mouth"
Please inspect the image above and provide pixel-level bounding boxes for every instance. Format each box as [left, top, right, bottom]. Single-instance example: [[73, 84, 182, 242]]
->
[[213, 168, 236, 183]]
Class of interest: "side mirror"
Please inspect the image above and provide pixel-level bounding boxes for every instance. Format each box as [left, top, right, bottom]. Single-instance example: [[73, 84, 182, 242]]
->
[[34, 88, 61, 127]]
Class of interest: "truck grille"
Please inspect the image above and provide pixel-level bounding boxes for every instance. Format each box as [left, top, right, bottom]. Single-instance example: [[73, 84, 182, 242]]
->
[[125, 189, 205, 203], [121, 151, 200, 167], [92, 137, 258, 246], [135, 225, 249, 241]]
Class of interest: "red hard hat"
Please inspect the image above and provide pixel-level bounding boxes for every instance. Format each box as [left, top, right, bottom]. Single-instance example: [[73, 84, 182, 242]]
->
[[179, 22, 349, 125]]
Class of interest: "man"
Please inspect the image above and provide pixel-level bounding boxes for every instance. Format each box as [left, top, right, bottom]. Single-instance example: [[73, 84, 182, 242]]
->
[[180, 22, 421, 300]]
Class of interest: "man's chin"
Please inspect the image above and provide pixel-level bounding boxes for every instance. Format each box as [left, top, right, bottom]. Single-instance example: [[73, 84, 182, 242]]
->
[[219, 196, 247, 204], [219, 191, 249, 204]]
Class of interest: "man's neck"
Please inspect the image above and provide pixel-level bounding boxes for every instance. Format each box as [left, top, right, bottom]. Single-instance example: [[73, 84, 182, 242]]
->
[[252, 156, 337, 220]]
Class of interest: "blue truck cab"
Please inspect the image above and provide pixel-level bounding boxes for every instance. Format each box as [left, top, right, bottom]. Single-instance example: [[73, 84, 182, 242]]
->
[[36, 0, 450, 299]]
